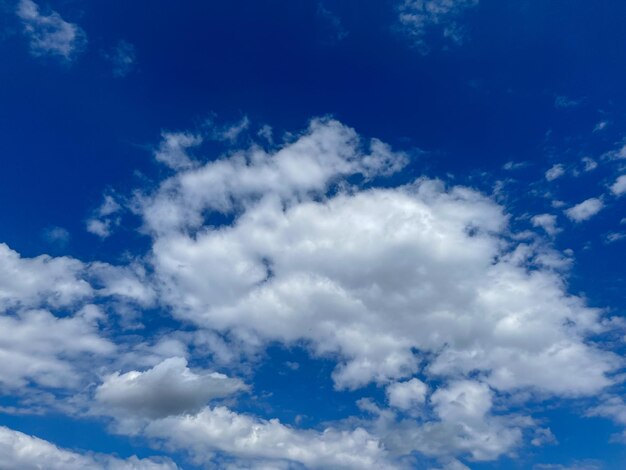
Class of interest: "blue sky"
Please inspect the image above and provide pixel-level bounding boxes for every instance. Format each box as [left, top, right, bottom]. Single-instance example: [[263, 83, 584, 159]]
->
[[1, 1, 626, 469]]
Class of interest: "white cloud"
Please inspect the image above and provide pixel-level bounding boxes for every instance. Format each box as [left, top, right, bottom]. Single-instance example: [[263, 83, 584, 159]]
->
[[0, 307, 113, 390], [0, 243, 155, 312], [603, 143, 626, 160], [379, 380, 526, 462], [8, 117, 624, 466], [610, 175, 626, 196], [16, 0, 86, 61], [531, 213, 560, 236], [545, 164, 565, 181], [86, 194, 123, 238], [0, 426, 178, 469], [387, 378, 428, 410], [95, 357, 247, 420], [142, 406, 394, 469], [154, 131, 202, 170], [136, 120, 619, 401], [397, 0, 479, 51], [564, 197, 604, 222], [140, 118, 407, 235], [149, 183, 616, 394], [587, 395, 626, 426], [0, 243, 91, 311]]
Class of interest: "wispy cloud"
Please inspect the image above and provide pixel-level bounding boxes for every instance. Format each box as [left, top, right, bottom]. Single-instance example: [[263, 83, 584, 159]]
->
[[397, 0, 479, 52], [554, 95, 583, 109], [107, 40, 136, 77], [316, 3, 348, 44], [16, 0, 86, 61]]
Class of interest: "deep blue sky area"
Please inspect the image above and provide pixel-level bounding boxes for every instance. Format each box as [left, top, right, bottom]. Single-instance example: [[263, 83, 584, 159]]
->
[[1, 1, 626, 469]]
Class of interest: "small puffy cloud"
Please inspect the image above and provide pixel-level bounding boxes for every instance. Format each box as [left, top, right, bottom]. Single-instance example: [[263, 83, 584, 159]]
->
[[610, 175, 626, 196], [108, 40, 136, 78], [430, 380, 492, 423], [397, 0, 479, 52], [581, 157, 597, 172], [531, 427, 557, 447], [531, 213, 560, 236], [86, 194, 123, 238], [16, 0, 86, 61], [387, 378, 428, 410], [154, 131, 202, 170], [95, 357, 247, 419], [564, 197, 604, 222], [545, 164, 565, 181], [0, 426, 179, 469]]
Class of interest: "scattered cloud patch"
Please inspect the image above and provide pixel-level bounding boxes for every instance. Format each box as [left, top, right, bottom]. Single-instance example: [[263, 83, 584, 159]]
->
[[564, 197, 604, 222], [545, 164, 566, 181], [42, 226, 70, 247], [108, 40, 136, 77], [531, 213, 560, 236], [581, 157, 598, 172], [593, 120, 609, 132], [16, 0, 86, 61], [603, 142, 626, 160], [502, 160, 528, 171], [610, 175, 626, 196], [397, 0, 479, 52], [554, 96, 582, 109], [86, 194, 123, 238], [605, 232, 626, 244], [316, 3, 348, 43]]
